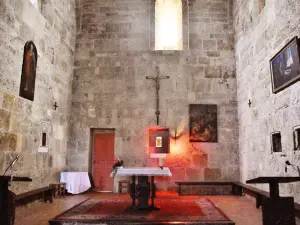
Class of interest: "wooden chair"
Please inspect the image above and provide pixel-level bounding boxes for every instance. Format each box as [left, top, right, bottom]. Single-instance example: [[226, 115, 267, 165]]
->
[[118, 180, 130, 193], [50, 182, 66, 197]]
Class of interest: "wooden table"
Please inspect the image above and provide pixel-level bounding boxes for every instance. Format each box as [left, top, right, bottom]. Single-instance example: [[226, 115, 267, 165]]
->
[[60, 172, 91, 194], [114, 167, 172, 210], [246, 176, 300, 225]]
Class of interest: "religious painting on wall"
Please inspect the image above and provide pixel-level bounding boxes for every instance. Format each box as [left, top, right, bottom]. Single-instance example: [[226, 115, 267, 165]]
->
[[156, 136, 162, 147], [270, 36, 300, 94], [189, 104, 218, 142], [19, 41, 38, 101], [149, 127, 170, 153]]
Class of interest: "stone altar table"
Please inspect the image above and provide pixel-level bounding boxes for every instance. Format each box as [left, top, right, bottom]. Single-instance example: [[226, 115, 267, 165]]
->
[[246, 176, 300, 225], [114, 167, 172, 209]]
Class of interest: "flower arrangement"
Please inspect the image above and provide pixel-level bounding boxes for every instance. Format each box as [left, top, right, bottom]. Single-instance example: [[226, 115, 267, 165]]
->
[[113, 157, 124, 170], [111, 157, 124, 178]]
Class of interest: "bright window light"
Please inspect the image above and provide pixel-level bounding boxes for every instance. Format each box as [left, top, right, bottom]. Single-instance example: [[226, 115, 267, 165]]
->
[[155, 0, 183, 50], [29, 0, 38, 9]]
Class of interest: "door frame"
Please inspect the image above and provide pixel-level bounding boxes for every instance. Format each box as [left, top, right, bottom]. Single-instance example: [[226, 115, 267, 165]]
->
[[89, 128, 116, 177]]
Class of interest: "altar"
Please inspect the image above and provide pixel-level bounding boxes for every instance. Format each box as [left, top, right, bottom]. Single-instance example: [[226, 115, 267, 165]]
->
[[114, 167, 172, 210]]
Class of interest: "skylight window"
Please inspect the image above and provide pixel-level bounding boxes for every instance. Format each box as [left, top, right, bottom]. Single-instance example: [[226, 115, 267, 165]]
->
[[29, 0, 39, 9], [155, 0, 183, 50]]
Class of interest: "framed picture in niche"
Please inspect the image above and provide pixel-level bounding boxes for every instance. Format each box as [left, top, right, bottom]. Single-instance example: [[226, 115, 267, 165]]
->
[[19, 41, 38, 101], [270, 36, 300, 93], [293, 126, 300, 151], [38, 120, 51, 153], [271, 131, 282, 153], [189, 104, 218, 142]]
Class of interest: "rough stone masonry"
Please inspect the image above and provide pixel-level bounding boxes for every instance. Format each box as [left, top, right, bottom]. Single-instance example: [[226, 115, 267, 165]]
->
[[0, 0, 300, 202], [0, 0, 75, 193], [234, 0, 300, 202], [71, 0, 239, 191]]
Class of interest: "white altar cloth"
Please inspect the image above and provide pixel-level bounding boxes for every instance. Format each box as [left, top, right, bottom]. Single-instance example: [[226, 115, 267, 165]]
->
[[113, 167, 172, 177], [60, 172, 91, 194]]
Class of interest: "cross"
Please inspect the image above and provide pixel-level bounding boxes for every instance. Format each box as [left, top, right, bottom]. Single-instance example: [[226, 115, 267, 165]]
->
[[146, 66, 170, 125], [248, 99, 252, 107], [53, 102, 58, 110]]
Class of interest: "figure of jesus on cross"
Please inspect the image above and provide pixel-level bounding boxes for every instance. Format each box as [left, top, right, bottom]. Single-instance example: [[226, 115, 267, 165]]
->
[[146, 66, 170, 125]]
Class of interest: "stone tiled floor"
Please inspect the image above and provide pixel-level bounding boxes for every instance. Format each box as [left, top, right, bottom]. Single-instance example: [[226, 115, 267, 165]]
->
[[15, 191, 263, 225]]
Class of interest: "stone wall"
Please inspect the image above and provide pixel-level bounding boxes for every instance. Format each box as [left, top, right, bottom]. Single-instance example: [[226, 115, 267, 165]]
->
[[71, 0, 239, 191], [0, 0, 75, 193], [234, 0, 300, 202]]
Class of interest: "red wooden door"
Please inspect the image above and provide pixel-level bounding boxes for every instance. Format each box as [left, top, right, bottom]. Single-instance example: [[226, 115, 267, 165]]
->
[[93, 132, 114, 192]]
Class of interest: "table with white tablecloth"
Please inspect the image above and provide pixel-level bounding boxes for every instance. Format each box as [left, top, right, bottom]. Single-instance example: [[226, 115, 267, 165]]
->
[[60, 172, 91, 194], [114, 167, 172, 177], [114, 167, 172, 209]]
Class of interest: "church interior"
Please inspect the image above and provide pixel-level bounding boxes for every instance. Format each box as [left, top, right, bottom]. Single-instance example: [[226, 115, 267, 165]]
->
[[1, 0, 300, 224]]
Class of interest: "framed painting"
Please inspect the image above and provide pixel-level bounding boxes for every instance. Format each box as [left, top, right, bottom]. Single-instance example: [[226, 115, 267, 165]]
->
[[270, 36, 300, 93], [189, 104, 218, 142], [19, 41, 38, 101]]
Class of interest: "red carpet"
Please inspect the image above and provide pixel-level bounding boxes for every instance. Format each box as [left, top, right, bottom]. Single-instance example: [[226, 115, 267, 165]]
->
[[49, 198, 235, 225]]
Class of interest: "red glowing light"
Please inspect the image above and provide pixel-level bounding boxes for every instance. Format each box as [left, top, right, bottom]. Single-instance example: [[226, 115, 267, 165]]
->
[[170, 131, 189, 155]]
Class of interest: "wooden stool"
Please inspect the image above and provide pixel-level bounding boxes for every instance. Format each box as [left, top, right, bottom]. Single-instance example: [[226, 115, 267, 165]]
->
[[50, 182, 66, 197], [118, 180, 130, 193]]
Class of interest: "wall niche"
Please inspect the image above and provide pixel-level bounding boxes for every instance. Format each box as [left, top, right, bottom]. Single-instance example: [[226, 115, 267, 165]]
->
[[271, 132, 282, 153], [293, 126, 300, 151], [38, 120, 51, 153]]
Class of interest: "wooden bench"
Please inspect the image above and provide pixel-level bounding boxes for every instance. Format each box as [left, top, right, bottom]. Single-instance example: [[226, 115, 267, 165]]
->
[[176, 180, 300, 221], [232, 182, 269, 208], [14, 186, 54, 206], [175, 181, 238, 196], [175, 181, 269, 208], [294, 202, 300, 219]]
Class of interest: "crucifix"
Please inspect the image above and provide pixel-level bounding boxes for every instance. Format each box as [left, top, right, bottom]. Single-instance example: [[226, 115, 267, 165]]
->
[[146, 66, 170, 125], [53, 102, 58, 110], [248, 99, 252, 107]]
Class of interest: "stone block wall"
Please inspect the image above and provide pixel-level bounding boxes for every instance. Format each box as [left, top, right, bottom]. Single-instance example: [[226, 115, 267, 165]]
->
[[234, 0, 300, 202], [0, 0, 75, 193], [71, 0, 239, 191]]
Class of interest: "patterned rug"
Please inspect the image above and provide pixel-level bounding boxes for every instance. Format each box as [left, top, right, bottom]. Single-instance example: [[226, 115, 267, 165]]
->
[[49, 198, 235, 225]]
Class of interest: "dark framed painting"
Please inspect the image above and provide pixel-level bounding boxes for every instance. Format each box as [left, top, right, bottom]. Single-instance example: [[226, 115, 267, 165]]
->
[[19, 41, 38, 101], [189, 104, 218, 142], [270, 36, 300, 94]]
